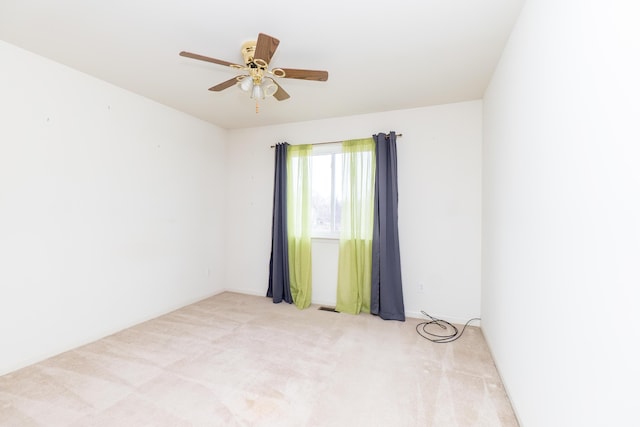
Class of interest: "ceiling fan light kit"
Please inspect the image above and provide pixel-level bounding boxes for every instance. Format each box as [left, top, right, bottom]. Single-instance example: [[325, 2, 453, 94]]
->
[[180, 33, 329, 113]]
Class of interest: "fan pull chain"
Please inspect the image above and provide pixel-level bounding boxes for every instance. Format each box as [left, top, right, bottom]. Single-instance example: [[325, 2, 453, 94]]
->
[[255, 101, 259, 114]]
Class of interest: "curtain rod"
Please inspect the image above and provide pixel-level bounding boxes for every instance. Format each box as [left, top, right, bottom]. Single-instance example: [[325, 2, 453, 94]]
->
[[270, 133, 402, 148]]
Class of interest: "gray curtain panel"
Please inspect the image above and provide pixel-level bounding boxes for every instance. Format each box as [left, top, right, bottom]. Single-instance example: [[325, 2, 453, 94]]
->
[[267, 143, 293, 304], [371, 132, 406, 321]]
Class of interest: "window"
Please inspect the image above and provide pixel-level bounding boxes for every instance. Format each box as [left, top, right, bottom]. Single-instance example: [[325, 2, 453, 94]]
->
[[310, 144, 342, 238]]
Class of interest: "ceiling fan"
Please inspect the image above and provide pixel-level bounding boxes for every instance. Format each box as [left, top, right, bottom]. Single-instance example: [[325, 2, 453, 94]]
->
[[179, 33, 329, 104]]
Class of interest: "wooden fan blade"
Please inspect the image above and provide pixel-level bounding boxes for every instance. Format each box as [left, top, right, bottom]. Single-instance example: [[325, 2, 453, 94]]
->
[[209, 77, 239, 92], [280, 68, 329, 81], [254, 33, 280, 65], [272, 81, 290, 101], [179, 51, 241, 68]]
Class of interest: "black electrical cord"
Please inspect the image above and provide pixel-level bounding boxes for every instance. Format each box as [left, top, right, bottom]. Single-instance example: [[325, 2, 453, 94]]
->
[[415, 310, 481, 343]]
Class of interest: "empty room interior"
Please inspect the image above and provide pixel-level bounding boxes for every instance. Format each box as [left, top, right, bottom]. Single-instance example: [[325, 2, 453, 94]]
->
[[1, 1, 638, 426]]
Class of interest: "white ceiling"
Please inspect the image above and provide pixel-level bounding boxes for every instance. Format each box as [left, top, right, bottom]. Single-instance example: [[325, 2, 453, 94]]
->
[[0, 0, 525, 130]]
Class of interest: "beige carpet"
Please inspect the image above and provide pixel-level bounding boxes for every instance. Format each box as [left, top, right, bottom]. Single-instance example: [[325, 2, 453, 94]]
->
[[0, 292, 518, 426]]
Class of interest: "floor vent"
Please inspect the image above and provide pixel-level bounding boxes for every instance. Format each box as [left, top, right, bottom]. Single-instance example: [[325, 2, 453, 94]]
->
[[318, 306, 338, 312]]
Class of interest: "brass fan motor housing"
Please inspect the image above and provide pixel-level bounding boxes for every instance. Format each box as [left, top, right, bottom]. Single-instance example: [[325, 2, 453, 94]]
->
[[241, 41, 258, 67]]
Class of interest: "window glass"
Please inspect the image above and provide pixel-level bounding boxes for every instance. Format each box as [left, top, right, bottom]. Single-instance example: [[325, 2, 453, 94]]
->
[[310, 144, 342, 238]]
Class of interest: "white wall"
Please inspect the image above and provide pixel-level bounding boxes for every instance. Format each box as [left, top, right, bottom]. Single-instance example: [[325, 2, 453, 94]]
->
[[225, 101, 482, 321], [482, 1, 640, 425], [0, 41, 228, 375]]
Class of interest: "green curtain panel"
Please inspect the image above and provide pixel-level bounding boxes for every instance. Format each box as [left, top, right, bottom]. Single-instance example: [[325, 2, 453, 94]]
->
[[336, 138, 376, 314], [286, 145, 313, 309]]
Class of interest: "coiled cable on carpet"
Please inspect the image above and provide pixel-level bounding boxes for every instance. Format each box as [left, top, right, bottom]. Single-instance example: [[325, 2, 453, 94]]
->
[[416, 310, 481, 343]]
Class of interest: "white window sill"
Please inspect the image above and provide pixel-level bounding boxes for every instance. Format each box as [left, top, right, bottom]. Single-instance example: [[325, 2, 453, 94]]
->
[[311, 235, 339, 241]]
